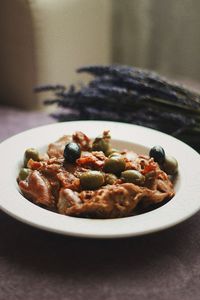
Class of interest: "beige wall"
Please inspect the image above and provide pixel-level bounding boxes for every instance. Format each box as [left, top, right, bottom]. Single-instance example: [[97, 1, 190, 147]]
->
[[0, 0, 112, 109], [0, 0, 36, 109]]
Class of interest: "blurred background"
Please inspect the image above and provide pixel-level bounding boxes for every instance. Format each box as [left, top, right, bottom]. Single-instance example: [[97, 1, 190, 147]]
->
[[0, 0, 200, 109]]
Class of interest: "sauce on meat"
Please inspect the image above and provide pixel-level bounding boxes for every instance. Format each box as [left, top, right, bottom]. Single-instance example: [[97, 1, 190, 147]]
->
[[18, 131, 176, 219]]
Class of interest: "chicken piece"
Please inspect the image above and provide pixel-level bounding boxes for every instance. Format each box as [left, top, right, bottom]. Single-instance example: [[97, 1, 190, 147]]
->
[[141, 172, 175, 207], [19, 170, 54, 207], [47, 135, 72, 158], [57, 183, 144, 218], [57, 188, 83, 214], [72, 131, 91, 151], [28, 157, 63, 173], [57, 171, 80, 191], [56, 177, 175, 219]]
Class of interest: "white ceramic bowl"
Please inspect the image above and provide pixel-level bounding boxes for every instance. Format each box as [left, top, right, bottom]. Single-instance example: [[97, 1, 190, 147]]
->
[[0, 121, 200, 238]]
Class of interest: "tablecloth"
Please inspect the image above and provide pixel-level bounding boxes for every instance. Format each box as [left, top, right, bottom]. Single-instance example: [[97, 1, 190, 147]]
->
[[0, 105, 200, 300]]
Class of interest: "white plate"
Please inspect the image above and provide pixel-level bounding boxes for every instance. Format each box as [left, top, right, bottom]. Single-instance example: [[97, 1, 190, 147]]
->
[[0, 121, 200, 238]]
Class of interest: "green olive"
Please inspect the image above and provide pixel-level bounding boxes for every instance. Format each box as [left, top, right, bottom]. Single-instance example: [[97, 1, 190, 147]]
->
[[18, 168, 31, 181], [104, 173, 118, 185], [104, 157, 126, 175], [92, 136, 110, 154], [162, 155, 178, 175], [121, 170, 145, 185], [106, 148, 119, 157], [108, 152, 121, 158], [80, 171, 105, 190], [24, 148, 40, 166]]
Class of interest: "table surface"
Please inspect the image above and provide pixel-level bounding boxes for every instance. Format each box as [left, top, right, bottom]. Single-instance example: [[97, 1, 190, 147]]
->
[[0, 106, 200, 300]]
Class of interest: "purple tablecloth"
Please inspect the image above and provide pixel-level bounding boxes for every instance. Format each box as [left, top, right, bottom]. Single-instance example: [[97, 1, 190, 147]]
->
[[0, 106, 200, 300]]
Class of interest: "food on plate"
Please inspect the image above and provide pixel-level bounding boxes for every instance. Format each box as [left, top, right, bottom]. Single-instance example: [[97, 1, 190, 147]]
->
[[162, 155, 178, 175], [24, 148, 40, 167], [149, 146, 178, 175], [17, 131, 178, 219], [149, 145, 165, 164]]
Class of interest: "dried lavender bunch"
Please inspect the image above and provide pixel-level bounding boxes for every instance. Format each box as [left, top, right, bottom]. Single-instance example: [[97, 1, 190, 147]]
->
[[35, 65, 200, 152]]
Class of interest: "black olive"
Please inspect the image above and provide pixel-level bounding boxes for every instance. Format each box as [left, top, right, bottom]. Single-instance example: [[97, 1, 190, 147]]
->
[[149, 145, 165, 164], [64, 142, 81, 163]]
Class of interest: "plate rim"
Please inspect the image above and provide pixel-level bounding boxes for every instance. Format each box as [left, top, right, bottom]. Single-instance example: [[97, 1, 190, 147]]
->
[[1, 120, 200, 239]]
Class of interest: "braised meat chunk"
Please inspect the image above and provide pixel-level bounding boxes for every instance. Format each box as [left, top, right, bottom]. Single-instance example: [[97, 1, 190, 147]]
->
[[19, 170, 54, 207], [57, 183, 143, 218]]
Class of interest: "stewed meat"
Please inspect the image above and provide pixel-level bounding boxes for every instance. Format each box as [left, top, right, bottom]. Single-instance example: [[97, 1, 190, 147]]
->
[[18, 131, 177, 219]]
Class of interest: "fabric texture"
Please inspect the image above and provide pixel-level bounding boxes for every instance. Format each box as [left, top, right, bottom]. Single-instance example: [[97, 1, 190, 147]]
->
[[0, 106, 200, 300], [113, 0, 200, 81]]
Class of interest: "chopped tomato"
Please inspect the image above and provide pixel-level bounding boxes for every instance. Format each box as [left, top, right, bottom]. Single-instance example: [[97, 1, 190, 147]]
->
[[141, 161, 157, 175], [76, 155, 104, 169]]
